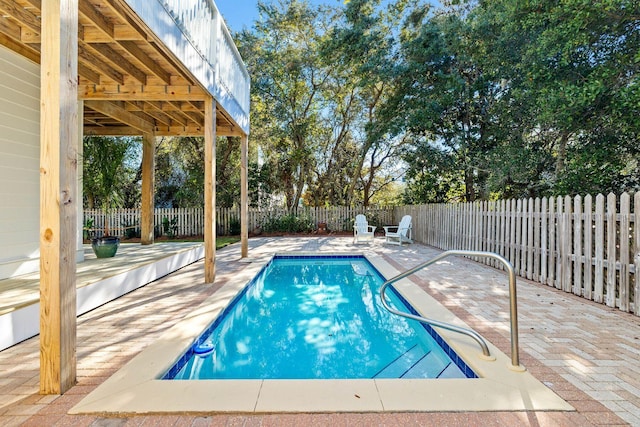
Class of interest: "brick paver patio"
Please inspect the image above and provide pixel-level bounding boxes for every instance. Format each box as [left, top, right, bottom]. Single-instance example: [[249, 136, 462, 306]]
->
[[1, 236, 638, 426]]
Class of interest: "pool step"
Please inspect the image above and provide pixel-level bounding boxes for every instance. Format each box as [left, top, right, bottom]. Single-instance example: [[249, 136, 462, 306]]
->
[[374, 345, 466, 379], [402, 351, 465, 378]]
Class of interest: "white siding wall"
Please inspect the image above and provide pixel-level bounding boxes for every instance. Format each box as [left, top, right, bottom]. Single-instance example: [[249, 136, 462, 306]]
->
[[0, 46, 40, 279]]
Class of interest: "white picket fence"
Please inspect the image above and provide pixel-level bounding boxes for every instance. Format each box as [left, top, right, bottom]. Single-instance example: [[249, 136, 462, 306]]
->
[[395, 192, 640, 316], [84, 206, 394, 238], [85, 193, 639, 315]]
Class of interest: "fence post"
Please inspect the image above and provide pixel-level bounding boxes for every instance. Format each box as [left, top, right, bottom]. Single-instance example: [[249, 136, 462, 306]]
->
[[573, 195, 583, 296], [619, 192, 630, 312], [606, 193, 617, 307], [634, 192, 640, 315], [533, 197, 541, 282], [540, 197, 548, 284], [584, 195, 593, 300], [594, 194, 605, 303]]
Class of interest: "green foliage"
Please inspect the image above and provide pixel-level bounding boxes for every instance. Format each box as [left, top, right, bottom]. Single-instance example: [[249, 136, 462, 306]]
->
[[261, 214, 315, 233], [236, 0, 412, 208], [154, 136, 204, 208], [83, 136, 138, 234], [132, 0, 640, 209], [121, 219, 140, 240], [83, 218, 94, 240], [229, 216, 241, 235], [161, 216, 179, 238], [396, 0, 640, 202], [154, 136, 257, 209]]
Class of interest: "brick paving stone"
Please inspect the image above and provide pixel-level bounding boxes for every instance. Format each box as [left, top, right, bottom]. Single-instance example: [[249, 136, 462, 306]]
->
[[2, 237, 638, 426]]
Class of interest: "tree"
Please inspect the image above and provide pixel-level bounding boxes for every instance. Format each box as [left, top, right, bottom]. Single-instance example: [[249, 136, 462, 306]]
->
[[154, 136, 205, 208], [398, 0, 640, 201], [83, 136, 138, 234], [237, 0, 412, 208], [391, 5, 499, 203], [473, 0, 640, 196], [154, 136, 258, 209], [237, 0, 332, 210], [320, 0, 411, 207]]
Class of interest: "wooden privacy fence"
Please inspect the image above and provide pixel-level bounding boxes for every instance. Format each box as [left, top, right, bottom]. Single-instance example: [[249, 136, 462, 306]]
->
[[84, 206, 394, 238], [395, 192, 640, 316]]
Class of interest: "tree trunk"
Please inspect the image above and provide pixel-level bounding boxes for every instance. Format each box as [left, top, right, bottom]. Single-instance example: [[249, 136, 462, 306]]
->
[[465, 169, 475, 202], [555, 131, 569, 178]]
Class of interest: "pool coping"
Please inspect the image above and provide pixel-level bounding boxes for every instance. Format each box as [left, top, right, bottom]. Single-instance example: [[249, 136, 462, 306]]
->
[[70, 251, 574, 414]]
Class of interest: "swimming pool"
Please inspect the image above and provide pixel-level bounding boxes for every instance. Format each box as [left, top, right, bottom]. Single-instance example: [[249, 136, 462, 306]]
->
[[70, 248, 573, 414], [164, 255, 476, 380]]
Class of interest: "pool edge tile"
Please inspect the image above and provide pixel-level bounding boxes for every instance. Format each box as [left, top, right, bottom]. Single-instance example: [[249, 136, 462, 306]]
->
[[255, 380, 383, 413]]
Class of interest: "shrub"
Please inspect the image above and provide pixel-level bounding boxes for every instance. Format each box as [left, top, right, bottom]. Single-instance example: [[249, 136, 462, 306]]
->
[[121, 219, 140, 239], [262, 214, 315, 233], [229, 216, 241, 235], [162, 216, 179, 238]]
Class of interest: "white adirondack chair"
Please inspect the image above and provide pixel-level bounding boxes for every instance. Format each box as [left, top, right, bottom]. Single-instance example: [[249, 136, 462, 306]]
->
[[353, 214, 376, 243], [383, 215, 413, 246]]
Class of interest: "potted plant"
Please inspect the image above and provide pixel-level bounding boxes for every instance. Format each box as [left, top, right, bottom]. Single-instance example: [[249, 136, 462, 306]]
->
[[83, 136, 134, 258]]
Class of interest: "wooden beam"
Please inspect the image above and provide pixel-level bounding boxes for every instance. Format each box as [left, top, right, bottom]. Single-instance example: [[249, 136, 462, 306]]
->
[[82, 24, 144, 42], [0, 0, 41, 33], [137, 102, 173, 126], [215, 125, 244, 137], [183, 111, 204, 127], [118, 40, 172, 85], [80, 84, 208, 101], [21, 27, 40, 43], [241, 134, 249, 258], [204, 98, 216, 283], [101, 0, 148, 42], [22, 0, 41, 9], [78, 0, 114, 39], [0, 32, 40, 63], [86, 43, 147, 84], [84, 126, 141, 136], [141, 133, 155, 245], [150, 40, 197, 86], [83, 125, 223, 137], [39, 0, 78, 395], [76, 101, 84, 252], [78, 42, 124, 84], [84, 100, 154, 132], [78, 63, 101, 84], [166, 101, 198, 126], [0, 16, 22, 40], [161, 110, 189, 127]]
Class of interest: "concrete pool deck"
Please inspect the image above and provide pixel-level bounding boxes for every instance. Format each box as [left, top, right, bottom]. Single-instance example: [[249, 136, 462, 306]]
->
[[1, 236, 639, 425]]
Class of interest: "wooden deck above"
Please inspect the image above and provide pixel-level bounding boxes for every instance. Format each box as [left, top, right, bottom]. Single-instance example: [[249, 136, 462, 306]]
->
[[0, 0, 249, 137]]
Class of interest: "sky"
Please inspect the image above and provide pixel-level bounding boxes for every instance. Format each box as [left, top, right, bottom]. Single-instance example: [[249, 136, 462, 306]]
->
[[215, 1, 439, 33], [215, 0, 348, 32]]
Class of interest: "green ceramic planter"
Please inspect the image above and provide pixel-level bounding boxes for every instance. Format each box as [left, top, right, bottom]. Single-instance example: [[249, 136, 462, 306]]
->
[[91, 236, 120, 258]]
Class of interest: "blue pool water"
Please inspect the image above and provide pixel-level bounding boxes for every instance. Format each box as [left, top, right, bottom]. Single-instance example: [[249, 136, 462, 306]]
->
[[164, 255, 477, 380]]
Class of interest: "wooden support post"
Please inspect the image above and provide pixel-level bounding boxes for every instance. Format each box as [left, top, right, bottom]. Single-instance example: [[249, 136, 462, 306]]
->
[[77, 101, 84, 255], [141, 133, 155, 245], [240, 134, 249, 258], [39, 0, 78, 395], [204, 99, 216, 283]]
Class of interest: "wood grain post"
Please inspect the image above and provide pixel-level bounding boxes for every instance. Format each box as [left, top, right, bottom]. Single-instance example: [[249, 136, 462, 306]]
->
[[606, 193, 617, 307], [141, 132, 155, 245], [39, 0, 78, 395], [240, 134, 248, 258], [204, 99, 216, 283], [634, 192, 640, 315], [77, 101, 84, 253]]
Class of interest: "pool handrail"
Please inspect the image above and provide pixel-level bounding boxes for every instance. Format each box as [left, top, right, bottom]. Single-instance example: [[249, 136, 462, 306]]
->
[[379, 250, 520, 368]]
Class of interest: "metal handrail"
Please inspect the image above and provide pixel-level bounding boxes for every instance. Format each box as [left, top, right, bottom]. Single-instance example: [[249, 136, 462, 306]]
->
[[380, 250, 520, 367]]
